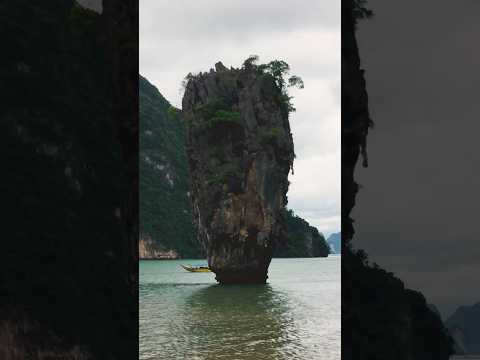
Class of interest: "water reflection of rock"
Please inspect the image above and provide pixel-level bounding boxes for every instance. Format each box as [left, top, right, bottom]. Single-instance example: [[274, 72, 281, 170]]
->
[[178, 284, 301, 359]]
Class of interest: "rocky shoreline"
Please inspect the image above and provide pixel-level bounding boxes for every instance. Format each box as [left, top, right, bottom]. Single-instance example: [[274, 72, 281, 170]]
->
[[139, 237, 180, 259]]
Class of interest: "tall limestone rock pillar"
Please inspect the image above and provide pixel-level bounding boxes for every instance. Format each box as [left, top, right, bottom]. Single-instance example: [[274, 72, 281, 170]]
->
[[182, 61, 294, 283]]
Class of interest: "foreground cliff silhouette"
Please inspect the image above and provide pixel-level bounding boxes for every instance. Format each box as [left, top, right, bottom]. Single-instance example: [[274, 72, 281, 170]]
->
[[342, 0, 454, 358], [182, 58, 301, 283], [0, 1, 137, 358]]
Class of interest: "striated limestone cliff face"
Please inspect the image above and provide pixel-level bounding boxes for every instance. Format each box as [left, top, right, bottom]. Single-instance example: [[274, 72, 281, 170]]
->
[[182, 61, 294, 283], [342, 1, 453, 359], [139, 235, 179, 259]]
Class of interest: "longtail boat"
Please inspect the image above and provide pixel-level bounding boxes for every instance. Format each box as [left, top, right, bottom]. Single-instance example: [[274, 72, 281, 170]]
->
[[180, 264, 211, 273]]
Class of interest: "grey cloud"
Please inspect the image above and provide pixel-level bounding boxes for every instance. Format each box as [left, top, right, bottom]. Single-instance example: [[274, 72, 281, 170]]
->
[[354, 0, 480, 315], [141, 0, 339, 41], [141, 0, 341, 236]]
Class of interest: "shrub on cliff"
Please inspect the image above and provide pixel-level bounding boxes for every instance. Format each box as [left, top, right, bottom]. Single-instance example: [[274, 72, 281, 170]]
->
[[206, 110, 241, 129], [353, 0, 373, 21], [243, 55, 304, 114]]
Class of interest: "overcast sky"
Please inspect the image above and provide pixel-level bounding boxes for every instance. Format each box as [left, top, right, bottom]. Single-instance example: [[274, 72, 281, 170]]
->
[[354, 0, 480, 318], [140, 0, 340, 237]]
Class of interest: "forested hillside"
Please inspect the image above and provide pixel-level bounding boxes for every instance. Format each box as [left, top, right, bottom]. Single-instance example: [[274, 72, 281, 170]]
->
[[139, 75, 201, 258]]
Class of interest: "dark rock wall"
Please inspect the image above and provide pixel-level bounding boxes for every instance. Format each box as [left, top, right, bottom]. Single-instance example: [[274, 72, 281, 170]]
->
[[183, 62, 294, 283], [342, 0, 453, 359], [0, 1, 137, 358]]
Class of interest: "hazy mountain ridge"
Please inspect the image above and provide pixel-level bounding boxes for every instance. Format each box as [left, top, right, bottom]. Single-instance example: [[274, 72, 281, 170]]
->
[[446, 302, 480, 354], [327, 232, 341, 254]]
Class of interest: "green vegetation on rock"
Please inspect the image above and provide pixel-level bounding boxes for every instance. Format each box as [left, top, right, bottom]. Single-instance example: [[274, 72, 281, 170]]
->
[[353, 0, 373, 21], [207, 110, 242, 128], [243, 55, 304, 114], [259, 127, 284, 146]]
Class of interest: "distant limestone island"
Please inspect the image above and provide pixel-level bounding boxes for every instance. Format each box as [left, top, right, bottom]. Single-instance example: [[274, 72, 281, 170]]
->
[[139, 72, 331, 261], [327, 232, 341, 254], [446, 302, 480, 355]]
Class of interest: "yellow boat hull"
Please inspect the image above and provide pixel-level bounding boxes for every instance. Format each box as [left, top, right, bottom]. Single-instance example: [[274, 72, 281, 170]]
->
[[180, 264, 211, 273]]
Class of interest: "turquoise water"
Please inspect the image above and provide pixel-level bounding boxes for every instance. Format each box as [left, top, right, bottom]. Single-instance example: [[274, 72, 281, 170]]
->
[[140, 256, 340, 359]]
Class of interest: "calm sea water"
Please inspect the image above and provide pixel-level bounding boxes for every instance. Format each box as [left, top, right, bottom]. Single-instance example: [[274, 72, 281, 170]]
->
[[140, 256, 340, 360]]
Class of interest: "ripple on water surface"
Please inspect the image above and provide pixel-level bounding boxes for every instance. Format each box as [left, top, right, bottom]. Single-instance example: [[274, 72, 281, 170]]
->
[[140, 256, 340, 360]]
